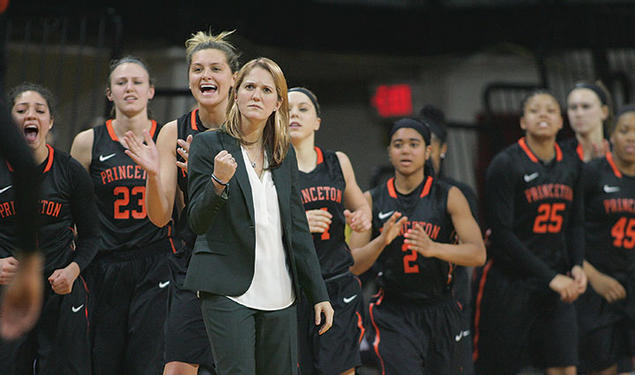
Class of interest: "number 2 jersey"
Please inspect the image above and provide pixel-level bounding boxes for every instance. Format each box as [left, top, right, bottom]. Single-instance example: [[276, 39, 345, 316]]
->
[[90, 120, 172, 252], [0, 145, 98, 274], [485, 137, 584, 286], [297, 146, 353, 278], [370, 175, 457, 302], [583, 153, 635, 277]]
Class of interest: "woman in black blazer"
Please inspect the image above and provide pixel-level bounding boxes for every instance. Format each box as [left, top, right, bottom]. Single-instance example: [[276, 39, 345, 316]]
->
[[185, 57, 334, 375]]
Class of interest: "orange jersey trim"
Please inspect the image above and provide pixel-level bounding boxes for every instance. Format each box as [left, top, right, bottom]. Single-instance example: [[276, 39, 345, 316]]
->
[[606, 151, 623, 178], [419, 176, 433, 198], [315, 146, 324, 165], [43, 144, 54, 173], [555, 142, 563, 161], [387, 177, 397, 198], [107, 119, 157, 140], [518, 137, 562, 163], [106, 119, 118, 141], [576, 143, 584, 161], [190, 109, 199, 131], [472, 260, 494, 362], [369, 290, 386, 375], [149, 120, 158, 138], [356, 311, 366, 344]]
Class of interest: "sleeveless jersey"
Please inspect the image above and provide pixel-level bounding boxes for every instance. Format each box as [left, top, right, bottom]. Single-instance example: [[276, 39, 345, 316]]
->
[[583, 153, 635, 276], [486, 137, 582, 275], [174, 109, 208, 256], [559, 137, 585, 162], [0, 146, 80, 272], [370, 176, 456, 301], [297, 146, 352, 278], [90, 120, 171, 252]]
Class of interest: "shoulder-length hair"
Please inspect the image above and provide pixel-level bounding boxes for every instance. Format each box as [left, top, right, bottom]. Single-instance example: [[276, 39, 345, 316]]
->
[[223, 57, 290, 169]]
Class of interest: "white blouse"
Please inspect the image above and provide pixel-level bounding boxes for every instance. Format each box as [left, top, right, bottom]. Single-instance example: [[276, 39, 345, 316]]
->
[[227, 147, 295, 310]]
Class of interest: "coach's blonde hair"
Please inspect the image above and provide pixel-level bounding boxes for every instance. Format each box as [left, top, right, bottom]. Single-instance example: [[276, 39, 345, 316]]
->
[[185, 29, 240, 72], [223, 57, 290, 169]]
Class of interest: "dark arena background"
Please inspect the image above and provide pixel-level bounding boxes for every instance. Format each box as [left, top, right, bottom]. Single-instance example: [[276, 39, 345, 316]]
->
[[2, 2, 635, 372], [4, 0, 635, 218]]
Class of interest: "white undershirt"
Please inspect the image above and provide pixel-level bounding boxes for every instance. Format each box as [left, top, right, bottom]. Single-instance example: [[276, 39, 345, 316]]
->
[[227, 147, 295, 310]]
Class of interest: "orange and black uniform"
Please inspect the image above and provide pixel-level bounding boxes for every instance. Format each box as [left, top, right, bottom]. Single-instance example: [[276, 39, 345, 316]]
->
[[368, 176, 467, 375], [87, 120, 173, 375], [473, 138, 583, 375], [558, 136, 586, 163], [164, 109, 214, 368], [442, 176, 478, 375], [296, 146, 363, 375], [576, 153, 635, 372], [0, 145, 98, 374]]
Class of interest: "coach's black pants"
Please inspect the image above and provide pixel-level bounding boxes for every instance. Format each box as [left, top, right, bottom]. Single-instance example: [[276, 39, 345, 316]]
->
[[199, 293, 298, 375]]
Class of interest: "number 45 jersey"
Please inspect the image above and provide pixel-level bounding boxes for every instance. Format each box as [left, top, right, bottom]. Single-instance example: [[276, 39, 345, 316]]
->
[[583, 153, 635, 276], [90, 120, 171, 252], [370, 175, 456, 302], [485, 137, 583, 280]]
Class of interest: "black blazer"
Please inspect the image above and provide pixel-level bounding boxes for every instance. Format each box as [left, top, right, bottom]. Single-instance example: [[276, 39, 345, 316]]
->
[[184, 129, 329, 306]]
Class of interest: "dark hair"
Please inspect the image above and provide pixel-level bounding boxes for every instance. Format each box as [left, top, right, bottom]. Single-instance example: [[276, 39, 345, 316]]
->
[[8, 82, 56, 118], [614, 104, 635, 134], [419, 104, 447, 143], [389, 117, 435, 177], [568, 81, 610, 106], [568, 80, 614, 137], [289, 87, 321, 116], [520, 89, 561, 114], [185, 30, 241, 73], [616, 104, 635, 118], [389, 117, 431, 146]]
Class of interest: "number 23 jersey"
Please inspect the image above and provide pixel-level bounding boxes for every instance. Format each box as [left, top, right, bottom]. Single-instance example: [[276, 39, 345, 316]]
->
[[90, 120, 171, 252], [370, 176, 456, 301]]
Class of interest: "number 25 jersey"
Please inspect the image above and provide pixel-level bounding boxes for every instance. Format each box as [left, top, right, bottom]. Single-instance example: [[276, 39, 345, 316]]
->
[[90, 120, 171, 252], [486, 137, 583, 281]]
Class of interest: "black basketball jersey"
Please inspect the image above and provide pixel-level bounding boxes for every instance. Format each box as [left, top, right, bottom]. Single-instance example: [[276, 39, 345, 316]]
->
[[486, 137, 583, 279], [583, 153, 635, 276], [174, 109, 208, 254], [297, 146, 352, 278], [559, 137, 584, 162], [0, 145, 97, 273], [370, 176, 456, 301], [90, 120, 171, 252]]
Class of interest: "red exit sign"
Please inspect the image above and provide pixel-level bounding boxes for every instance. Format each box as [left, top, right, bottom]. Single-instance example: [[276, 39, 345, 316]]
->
[[371, 84, 413, 118]]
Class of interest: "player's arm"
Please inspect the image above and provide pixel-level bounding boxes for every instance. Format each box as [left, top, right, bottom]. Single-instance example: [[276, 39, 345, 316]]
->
[[124, 121, 179, 227], [69, 129, 94, 172], [583, 260, 625, 303], [187, 134, 228, 234], [486, 153, 561, 286], [337, 151, 371, 233], [349, 192, 407, 275], [405, 186, 485, 266], [48, 159, 99, 295], [0, 98, 42, 339], [566, 162, 587, 297], [0, 103, 39, 254]]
